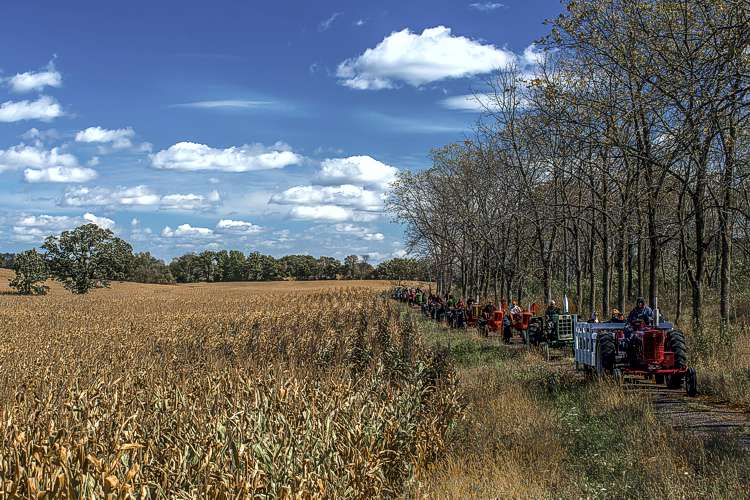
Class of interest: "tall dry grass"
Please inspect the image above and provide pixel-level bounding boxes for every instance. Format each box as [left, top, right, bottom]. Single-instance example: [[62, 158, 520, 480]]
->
[[0, 286, 461, 497], [414, 315, 750, 499]]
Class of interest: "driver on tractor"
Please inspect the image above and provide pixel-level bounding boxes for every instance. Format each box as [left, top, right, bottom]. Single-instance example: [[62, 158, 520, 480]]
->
[[623, 298, 654, 364], [545, 300, 560, 320], [509, 300, 522, 323], [627, 297, 654, 327]]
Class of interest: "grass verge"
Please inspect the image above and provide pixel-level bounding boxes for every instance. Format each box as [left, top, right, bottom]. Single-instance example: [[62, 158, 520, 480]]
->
[[407, 306, 750, 499]]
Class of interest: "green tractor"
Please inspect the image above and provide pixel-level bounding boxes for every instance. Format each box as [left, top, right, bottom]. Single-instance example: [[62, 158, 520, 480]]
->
[[525, 297, 577, 355]]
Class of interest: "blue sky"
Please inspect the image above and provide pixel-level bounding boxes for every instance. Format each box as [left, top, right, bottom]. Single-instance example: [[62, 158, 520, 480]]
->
[[0, 0, 562, 262]]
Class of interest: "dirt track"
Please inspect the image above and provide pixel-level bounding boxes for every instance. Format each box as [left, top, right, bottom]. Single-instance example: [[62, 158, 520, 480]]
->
[[628, 378, 750, 452]]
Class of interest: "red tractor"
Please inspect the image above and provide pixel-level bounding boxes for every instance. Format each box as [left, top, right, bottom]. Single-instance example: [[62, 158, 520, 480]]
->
[[500, 301, 535, 341], [574, 312, 697, 396], [477, 305, 505, 338]]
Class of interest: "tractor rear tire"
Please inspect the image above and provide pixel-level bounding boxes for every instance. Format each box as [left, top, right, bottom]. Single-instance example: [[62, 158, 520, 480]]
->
[[667, 330, 687, 389], [668, 330, 688, 369], [598, 332, 616, 375]]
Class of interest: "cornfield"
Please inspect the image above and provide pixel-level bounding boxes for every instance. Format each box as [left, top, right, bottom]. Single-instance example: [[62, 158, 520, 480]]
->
[[0, 283, 461, 497]]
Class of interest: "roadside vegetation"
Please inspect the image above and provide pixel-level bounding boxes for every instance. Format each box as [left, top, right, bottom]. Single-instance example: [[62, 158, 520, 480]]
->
[[412, 311, 750, 499]]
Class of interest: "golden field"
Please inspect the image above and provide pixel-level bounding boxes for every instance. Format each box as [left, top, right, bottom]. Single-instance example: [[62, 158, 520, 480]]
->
[[0, 270, 459, 498], [1, 269, 747, 498]]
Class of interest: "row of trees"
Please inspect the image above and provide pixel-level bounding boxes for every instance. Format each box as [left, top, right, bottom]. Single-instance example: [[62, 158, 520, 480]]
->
[[389, 0, 750, 332], [161, 253, 429, 283], [8, 224, 429, 294]]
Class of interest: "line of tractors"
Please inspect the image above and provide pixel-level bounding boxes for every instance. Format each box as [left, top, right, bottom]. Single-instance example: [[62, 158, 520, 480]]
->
[[391, 287, 698, 397]]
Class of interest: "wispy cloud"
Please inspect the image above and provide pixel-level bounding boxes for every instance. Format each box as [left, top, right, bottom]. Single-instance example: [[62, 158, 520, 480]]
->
[[364, 111, 470, 134], [440, 93, 502, 112], [169, 99, 274, 109], [469, 2, 506, 11], [318, 12, 341, 32]]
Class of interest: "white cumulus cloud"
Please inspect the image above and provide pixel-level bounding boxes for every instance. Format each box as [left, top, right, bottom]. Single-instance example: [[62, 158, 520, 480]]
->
[[0, 96, 64, 122], [61, 185, 220, 211], [83, 212, 115, 229], [334, 223, 384, 241], [271, 184, 384, 211], [24, 166, 97, 183], [62, 185, 161, 207], [336, 26, 514, 89], [151, 142, 301, 172], [162, 224, 215, 238], [75, 126, 135, 149], [160, 190, 221, 211], [12, 212, 113, 242], [7, 63, 62, 93], [216, 219, 263, 234], [0, 143, 78, 172], [317, 156, 398, 189], [522, 43, 545, 66], [289, 205, 353, 222]]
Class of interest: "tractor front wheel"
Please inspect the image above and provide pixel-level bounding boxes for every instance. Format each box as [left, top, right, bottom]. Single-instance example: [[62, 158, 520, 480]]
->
[[685, 367, 698, 397], [667, 330, 687, 389]]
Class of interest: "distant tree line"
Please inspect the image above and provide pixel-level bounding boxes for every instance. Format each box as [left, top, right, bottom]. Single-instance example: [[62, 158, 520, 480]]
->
[[6, 223, 429, 295], [0, 253, 15, 269]]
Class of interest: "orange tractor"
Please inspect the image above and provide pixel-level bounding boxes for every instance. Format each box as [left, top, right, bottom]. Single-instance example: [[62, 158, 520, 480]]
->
[[477, 304, 505, 337], [499, 301, 536, 341]]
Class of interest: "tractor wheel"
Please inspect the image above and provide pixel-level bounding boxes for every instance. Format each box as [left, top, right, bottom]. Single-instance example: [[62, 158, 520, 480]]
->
[[655, 374, 665, 385], [685, 367, 698, 397], [667, 330, 687, 389], [598, 332, 616, 375], [527, 321, 543, 346], [668, 330, 688, 369]]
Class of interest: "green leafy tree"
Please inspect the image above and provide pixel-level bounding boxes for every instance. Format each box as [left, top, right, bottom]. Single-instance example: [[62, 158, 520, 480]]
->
[[375, 258, 429, 281], [42, 224, 134, 294], [9, 249, 50, 295], [317, 256, 342, 279], [217, 250, 246, 281], [279, 254, 319, 280], [129, 252, 175, 284], [343, 255, 360, 279], [246, 252, 280, 281]]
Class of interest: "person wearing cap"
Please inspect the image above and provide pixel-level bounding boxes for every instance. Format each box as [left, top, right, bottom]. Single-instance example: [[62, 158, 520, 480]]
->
[[625, 297, 653, 342], [627, 297, 653, 325], [610, 308, 625, 323], [545, 300, 560, 320]]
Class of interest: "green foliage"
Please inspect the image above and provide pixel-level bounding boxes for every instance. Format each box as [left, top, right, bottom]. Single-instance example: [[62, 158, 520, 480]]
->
[[245, 251, 281, 281], [279, 254, 319, 280], [216, 250, 246, 282], [0, 253, 15, 269], [9, 249, 49, 295], [376, 258, 430, 281], [128, 252, 175, 284], [42, 224, 134, 294]]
